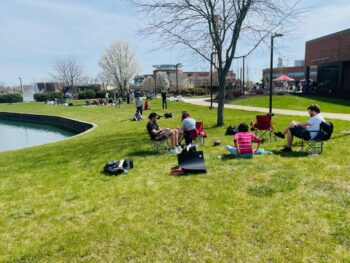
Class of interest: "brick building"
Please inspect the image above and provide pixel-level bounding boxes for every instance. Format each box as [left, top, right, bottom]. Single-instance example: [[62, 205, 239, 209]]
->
[[135, 64, 236, 90], [305, 28, 350, 96]]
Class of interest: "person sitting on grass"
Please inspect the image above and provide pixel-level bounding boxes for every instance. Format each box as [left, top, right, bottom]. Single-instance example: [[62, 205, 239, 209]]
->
[[226, 123, 261, 156], [147, 112, 182, 154], [274, 104, 325, 152]]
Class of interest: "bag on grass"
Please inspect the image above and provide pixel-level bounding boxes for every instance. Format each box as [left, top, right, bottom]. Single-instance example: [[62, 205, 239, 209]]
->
[[164, 112, 173, 118], [103, 159, 134, 175], [225, 125, 238, 135]]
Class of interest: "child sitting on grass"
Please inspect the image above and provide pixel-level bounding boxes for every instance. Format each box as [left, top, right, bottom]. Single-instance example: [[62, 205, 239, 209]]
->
[[226, 123, 261, 156]]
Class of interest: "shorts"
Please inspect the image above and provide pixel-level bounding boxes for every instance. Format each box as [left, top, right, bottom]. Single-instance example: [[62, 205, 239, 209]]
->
[[155, 130, 171, 140], [290, 125, 311, 140]]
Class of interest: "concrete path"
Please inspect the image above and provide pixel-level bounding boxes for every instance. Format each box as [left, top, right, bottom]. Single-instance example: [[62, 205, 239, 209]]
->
[[183, 98, 350, 121]]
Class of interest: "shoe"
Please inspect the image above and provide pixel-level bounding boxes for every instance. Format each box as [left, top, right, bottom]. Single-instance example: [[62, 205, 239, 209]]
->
[[280, 146, 292, 152], [176, 146, 183, 153], [186, 144, 192, 152], [170, 148, 178, 154], [274, 131, 285, 139]]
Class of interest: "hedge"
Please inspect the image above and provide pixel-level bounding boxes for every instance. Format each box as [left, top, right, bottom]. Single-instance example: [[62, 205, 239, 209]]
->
[[176, 87, 209, 96], [78, 90, 96, 99], [0, 93, 23, 103], [34, 92, 64, 102]]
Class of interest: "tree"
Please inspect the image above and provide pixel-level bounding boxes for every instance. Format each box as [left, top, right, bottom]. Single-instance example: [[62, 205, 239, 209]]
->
[[131, 0, 299, 126], [142, 76, 155, 91], [156, 71, 170, 90], [51, 56, 84, 93], [99, 40, 139, 93]]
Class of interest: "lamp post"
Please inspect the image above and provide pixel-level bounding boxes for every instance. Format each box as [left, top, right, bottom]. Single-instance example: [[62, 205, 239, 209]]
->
[[175, 63, 182, 93], [242, 56, 246, 95], [269, 33, 283, 115], [154, 72, 157, 99], [210, 51, 217, 109], [18, 77, 23, 101]]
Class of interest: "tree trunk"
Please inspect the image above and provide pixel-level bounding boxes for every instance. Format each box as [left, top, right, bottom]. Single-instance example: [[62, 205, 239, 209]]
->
[[216, 71, 227, 126]]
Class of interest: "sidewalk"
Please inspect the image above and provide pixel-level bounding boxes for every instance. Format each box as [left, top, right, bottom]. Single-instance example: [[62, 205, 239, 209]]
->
[[183, 98, 350, 121]]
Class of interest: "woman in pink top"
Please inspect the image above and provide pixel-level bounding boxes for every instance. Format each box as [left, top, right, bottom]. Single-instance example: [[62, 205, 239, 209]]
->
[[227, 123, 261, 156]]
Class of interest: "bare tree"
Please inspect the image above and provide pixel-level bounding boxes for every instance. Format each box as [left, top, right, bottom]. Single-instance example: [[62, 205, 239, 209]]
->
[[51, 56, 84, 93], [99, 40, 139, 93], [131, 0, 300, 126]]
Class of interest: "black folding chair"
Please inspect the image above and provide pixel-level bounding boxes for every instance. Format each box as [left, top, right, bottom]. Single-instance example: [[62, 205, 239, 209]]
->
[[300, 121, 334, 154]]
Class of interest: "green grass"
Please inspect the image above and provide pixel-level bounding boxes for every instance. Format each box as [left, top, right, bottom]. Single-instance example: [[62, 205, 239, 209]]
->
[[229, 94, 350, 113], [0, 100, 350, 262]]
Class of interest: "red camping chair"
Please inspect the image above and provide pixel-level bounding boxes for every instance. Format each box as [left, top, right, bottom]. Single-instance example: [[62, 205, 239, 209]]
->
[[195, 121, 207, 145], [250, 115, 275, 141]]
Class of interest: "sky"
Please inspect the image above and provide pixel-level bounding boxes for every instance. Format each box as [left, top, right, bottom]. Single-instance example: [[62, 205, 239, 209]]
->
[[0, 0, 349, 86]]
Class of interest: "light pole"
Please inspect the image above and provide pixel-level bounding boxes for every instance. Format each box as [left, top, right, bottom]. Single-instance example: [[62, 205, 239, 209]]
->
[[18, 77, 23, 101], [175, 63, 182, 93], [269, 33, 283, 115], [210, 51, 217, 109], [154, 71, 157, 99], [242, 56, 246, 95]]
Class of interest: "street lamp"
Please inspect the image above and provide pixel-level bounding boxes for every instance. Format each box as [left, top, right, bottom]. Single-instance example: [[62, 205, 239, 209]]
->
[[210, 51, 217, 109], [18, 77, 24, 101], [269, 33, 283, 115], [242, 56, 246, 95]]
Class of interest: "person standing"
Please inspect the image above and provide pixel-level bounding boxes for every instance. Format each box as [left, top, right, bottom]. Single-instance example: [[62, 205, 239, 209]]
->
[[161, 90, 167, 109], [135, 96, 143, 115]]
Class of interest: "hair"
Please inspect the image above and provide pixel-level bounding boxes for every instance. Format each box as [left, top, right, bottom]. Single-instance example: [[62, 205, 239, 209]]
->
[[148, 112, 157, 120], [238, 123, 249, 132], [307, 104, 321, 113], [181, 111, 191, 120]]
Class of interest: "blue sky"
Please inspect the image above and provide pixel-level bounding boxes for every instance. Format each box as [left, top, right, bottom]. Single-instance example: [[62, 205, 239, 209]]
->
[[0, 0, 349, 86]]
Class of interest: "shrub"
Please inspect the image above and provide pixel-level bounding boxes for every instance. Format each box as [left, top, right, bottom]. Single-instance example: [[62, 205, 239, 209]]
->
[[96, 90, 106, 99], [176, 87, 209, 96], [33, 92, 64, 102], [78, 90, 96, 99], [0, 93, 23, 103]]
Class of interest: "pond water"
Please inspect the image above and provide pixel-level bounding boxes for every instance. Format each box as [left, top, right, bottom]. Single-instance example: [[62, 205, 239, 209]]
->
[[0, 120, 75, 151]]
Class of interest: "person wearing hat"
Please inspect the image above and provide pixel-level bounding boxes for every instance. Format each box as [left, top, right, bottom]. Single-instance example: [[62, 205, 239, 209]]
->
[[147, 112, 182, 154]]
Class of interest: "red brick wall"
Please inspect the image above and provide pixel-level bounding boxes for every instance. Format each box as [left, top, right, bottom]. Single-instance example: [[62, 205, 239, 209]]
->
[[305, 29, 350, 66]]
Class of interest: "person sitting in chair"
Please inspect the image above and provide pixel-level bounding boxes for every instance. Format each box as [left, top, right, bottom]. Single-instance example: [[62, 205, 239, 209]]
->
[[147, 112, 182, 154], [226, 123, 261, 156], [180, 111, 197, 146], [274, 104, 325, 152]]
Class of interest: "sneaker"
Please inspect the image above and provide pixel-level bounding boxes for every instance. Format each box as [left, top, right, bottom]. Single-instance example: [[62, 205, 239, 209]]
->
[[280, 146, 292, 152], [176, 146, 183, 153], [170, 148, 178, 154], [274, 131, 285, 139]]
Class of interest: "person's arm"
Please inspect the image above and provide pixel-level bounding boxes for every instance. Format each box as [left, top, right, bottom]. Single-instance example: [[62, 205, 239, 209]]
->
[[234, 140, 240, 154], [251, 134, 261, 152], [299, 121, 309, 128]]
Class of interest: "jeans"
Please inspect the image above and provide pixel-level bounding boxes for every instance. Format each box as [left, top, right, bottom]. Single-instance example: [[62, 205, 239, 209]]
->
[[226, 145, 238, 155], [162, 99, 167, 109]]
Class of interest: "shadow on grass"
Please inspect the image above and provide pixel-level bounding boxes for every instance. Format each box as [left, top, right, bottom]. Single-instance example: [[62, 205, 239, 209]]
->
[[126, 150, 160, 157], [272, 150, 308, 158]]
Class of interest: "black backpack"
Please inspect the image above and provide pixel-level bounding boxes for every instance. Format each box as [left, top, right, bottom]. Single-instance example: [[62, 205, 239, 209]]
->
[[315, 121, 334, 141], [164, 112, 173, 118], [225, 125, 238, 135], [103, 159, 133, 175]]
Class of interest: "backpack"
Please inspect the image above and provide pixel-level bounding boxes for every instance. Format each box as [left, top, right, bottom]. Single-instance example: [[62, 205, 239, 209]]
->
[[164, 112, 173, 118], [315, 121, 334, 141], [225, 125, 238, 135], [103, 159, 134, 175]]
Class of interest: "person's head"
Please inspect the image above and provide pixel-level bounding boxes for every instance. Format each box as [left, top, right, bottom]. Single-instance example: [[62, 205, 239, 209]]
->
[[307, 104, 321, 117], [148, 112, 157, 122], [238, 123, 249, 133], [181, 111, 191, 120]]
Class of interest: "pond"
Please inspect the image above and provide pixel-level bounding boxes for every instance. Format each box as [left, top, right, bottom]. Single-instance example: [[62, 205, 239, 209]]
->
[[0, 120, 75, 151]]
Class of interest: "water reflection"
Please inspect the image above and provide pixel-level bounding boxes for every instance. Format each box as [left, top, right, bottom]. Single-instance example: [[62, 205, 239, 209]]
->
[[0, 120, 75, 151]]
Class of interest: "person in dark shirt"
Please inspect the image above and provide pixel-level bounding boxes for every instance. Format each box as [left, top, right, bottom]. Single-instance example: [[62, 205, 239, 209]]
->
[[147, 112, 181, 154], [161, 90, 167, 109]]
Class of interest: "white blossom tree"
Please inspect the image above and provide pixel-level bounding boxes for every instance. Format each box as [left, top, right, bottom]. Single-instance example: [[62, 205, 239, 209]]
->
[[156, 71, 170, 90], [99, 40, 139, 93]]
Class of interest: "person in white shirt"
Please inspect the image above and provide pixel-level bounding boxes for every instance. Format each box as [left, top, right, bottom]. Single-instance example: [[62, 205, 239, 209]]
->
[[274, 104, 325, 152]]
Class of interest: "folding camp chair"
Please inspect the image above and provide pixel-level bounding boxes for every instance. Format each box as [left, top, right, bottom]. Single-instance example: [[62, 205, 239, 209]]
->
[[300, 121, 333, 154], [250, 115, 275, 141], [150, 137, 170, 153], [194, 121, 207, 145]]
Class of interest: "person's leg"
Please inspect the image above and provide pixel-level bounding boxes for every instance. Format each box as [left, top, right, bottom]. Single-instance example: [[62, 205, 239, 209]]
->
[[226, 145, 238, 155], [165, 100, 167, 109], [169, 130, 176, 147], [287, 129, 293, 148], [140, 107, 143, 115], [283, 121, 298, 134]]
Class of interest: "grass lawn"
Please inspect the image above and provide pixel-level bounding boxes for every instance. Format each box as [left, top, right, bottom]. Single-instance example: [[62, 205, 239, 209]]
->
[[229, 94, 350, 113], [0, 99, 350, 262]]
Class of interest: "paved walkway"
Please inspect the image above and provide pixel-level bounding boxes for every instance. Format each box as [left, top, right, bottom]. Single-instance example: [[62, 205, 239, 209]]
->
[[183, 98, 350, 121]]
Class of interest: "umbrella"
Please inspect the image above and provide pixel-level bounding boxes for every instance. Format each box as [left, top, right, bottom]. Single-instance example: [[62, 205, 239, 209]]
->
[[273, 74, 294, 81]]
